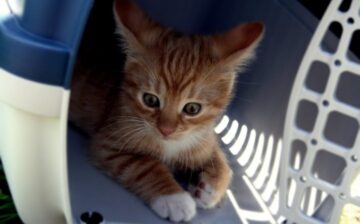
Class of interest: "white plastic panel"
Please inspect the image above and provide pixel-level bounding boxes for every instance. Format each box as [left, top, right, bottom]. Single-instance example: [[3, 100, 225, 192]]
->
[[0, 68, 65, 117], [0, 90, 72, 223], [281, 0, 360, 223]]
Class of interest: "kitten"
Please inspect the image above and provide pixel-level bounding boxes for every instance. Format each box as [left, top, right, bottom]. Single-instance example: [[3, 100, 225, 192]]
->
[[69, 0, 264, 222]]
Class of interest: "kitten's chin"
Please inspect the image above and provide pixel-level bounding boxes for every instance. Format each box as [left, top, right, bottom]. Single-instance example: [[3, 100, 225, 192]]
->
[[159, 132, 186, 141], [160, 129, 206, 160]]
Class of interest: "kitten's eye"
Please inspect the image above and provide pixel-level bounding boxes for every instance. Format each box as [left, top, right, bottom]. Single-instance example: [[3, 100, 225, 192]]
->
[[183, 103, 202, 116], [143, 93, 160, 108]]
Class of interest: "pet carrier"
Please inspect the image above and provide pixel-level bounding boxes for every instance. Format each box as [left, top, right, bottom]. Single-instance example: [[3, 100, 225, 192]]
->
[[0, 0, 359, 223]]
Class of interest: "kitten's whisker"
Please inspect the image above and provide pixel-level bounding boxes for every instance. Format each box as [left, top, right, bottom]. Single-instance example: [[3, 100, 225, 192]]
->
[[142, 120, 153, 130], [115, 118, 144, 123], [115, 116, 143, 121], [99, 118, 144, 133], [117, 126, 146, 148], [105, 124, 144, 140], [125, 130, 147, 150], [105, 123, 143, 136], [116, 126, 144, 139]]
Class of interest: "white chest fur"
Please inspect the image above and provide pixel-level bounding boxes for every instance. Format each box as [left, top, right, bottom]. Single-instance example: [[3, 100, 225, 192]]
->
[[161, 129, 207, 160]]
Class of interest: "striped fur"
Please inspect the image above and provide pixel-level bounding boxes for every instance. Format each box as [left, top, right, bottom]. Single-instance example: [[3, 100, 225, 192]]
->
[[70, 0, 264, 221]]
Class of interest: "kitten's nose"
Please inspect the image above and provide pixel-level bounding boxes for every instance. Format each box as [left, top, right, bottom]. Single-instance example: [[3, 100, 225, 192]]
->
[[158, 126, 176, 137]]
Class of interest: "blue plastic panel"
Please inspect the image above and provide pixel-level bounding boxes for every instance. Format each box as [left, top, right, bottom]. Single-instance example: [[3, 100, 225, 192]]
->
[[0, 0, 93, 88], [135, 0, 271, 34], [0, 17, 69, 86]]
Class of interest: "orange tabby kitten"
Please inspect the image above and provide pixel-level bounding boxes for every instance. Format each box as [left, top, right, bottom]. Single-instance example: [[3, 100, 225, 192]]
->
[[70, 0, 264, 222]]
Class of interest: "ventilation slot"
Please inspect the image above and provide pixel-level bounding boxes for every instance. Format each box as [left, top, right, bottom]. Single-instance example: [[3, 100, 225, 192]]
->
[[305, 61, 330, 94], [245, 133, 265, 177], [295, 100, 319, 133], [351, 171, 360, 197], [324, 111, 359, 148], [253, 136, 274, 190], [320, 22, 342, 54], [312, 149, 346, 186], [287, 178, 297, 208], [221, 120, 239, 144], [214, 115, 230, 134], [338, 0, 352, 12], [261, 139, 282, 202], [336, 71, 360, 109], [347, 30, 360, 65], [300, 187, 334, 222], [80, 212, 104, 224], [290, 140, 307, 171], [229, 125, 249, 155], [237, 129, 256, 166]]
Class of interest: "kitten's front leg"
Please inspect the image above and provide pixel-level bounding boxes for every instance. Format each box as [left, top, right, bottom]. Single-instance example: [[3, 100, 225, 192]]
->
[[92, 150, 196, 222], [190, 148, 232, 209]]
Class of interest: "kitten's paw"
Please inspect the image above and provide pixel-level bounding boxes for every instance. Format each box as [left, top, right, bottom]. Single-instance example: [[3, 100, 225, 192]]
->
[[189, 180, 220, 209], [150, 192, 196, 222], [189, 171, 232, 209]]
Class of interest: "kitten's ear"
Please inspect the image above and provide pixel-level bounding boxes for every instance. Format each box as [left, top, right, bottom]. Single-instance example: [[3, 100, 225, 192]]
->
[[113, 0, 155, 51], [212, 22, 265, 68]]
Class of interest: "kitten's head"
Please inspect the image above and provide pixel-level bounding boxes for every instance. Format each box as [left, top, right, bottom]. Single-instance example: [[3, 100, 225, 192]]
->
[[113, 0, 264, 146]]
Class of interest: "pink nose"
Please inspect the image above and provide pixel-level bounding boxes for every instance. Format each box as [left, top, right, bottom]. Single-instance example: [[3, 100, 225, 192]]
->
[[158, 126, 176, 137]]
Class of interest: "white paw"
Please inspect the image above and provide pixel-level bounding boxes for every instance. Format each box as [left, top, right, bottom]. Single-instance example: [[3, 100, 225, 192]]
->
[[189, 177, 220, 209], [150, 192, 196, 222]]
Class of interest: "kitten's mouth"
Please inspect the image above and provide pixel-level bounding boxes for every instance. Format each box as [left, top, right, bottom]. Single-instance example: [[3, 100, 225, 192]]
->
[[157, 131, 179, 140], [160, 134, 174, 140], [154, 126, 185, 140]]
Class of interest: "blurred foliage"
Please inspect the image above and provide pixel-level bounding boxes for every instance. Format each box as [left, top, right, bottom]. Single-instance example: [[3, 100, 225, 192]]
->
[[339, 172, 360, 224], [340, 203, 360, 224], [0, 164, 21, 224]]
